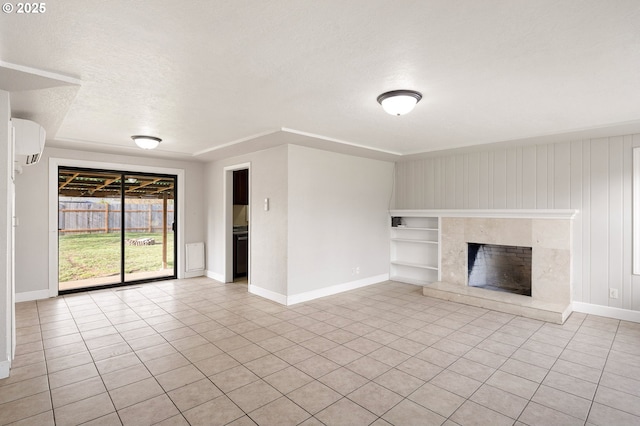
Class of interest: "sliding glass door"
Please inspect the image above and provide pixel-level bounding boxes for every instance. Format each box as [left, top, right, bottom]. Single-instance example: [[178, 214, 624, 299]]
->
[[58, 167, 177, 292]]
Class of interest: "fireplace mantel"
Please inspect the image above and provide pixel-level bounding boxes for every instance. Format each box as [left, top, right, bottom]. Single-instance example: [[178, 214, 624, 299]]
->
[[390, 209, 577, 220]]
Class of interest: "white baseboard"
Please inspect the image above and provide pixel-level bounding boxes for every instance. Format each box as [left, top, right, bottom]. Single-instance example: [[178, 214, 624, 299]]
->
[[572, 302, 640, 323], [15, 289, 51, 303], [248, 284, 287, 305], [206, 270, 225, 283], [184, 270, 205, 279], [287, 274, 389, 306], [0, 360, 11, 379]]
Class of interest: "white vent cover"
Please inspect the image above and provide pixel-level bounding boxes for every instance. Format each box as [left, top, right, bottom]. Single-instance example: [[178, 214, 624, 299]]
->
[[185, 242, 205, 272]]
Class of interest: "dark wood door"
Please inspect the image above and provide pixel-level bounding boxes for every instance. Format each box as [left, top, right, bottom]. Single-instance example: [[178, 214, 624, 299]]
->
[[233, 169, 249, 205]]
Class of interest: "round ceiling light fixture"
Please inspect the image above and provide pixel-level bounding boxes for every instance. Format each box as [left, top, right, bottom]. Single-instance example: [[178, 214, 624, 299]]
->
[[377, 90, 422, 116], [131, 135, 162, 150]]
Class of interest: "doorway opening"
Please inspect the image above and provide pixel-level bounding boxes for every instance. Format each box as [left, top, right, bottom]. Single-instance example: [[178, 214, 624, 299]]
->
[[58, 167, 177, 293], [224, 163, 250, 284]]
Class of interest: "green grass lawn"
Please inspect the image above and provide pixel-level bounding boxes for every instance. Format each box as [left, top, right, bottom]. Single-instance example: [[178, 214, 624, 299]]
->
[[59, 232, 174, 282]]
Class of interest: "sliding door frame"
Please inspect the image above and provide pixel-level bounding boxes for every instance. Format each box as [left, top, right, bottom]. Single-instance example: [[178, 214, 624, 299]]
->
[[49, 158, 186, 297]]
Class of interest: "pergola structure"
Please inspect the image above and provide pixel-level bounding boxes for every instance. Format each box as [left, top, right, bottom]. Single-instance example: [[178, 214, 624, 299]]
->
[[58, 169, 175, 269]]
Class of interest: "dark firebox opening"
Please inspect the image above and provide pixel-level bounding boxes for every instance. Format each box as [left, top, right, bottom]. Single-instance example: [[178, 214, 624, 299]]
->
[[467, 243, 532, 297]]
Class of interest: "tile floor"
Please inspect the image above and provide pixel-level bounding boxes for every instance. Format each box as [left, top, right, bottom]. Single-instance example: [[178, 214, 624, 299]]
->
[[1, 277, 640, 425]]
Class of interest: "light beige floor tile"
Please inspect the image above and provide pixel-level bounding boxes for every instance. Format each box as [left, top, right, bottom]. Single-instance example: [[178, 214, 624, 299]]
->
[[10, 350, 45, 370], [210, 365, 260, 393], [273, 344, 316, 364], [288, 380, 341, 414], [345, 355, 392, 380], [89, 342, 133, 362], [227, 379, 282, 413], [500, 358, 549, 383], [470, 383, 528, 419], [315, 397, 376, 426], [430, 370, 482, 399], [0, 391, 52, 424], [532, 384, 591, 420], [48, 362, 99, 389], [263, 366, 314, 394], [194, 352, 239, 376], [0, 375, 49, 405], [295, 354, 341, 379], [144, 352, 190, 375], [448, 357, 495, 382], [594, 385, 640, 417], [101, 363, 151, 391], [155, 364, 206, 392], [587, 402, 640, 426], [51, 376, 106, 408], [542, 370, 597, 400], [81, 412, 123, 425], [451, 400, 514, 426], [382, 398, 445, 426], [134, 342, 177, 362], [54, 392, 115, 426], [179, 343, 223, 363], [183, 395, 244, 426], [344, 336, 384, 355], [244, 354, 289, 377], [167, 378, 223, 412], [415, 347, 459, 368], [118, 394, 180, 426], [109, 377, 164, 410], [518, 401, 584, 426], [153, 414, 189, 426], [408, 382, 465, 418], [552, 359, 602, 383], [95, 352, 141, 375], [373, 368, 425, 397], [347, 381, 403, 416], [8, 409, 55, 426]]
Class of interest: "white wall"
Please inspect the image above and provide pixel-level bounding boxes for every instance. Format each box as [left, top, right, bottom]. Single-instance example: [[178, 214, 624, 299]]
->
[[395, 134, 640, 313], [287, 145, 394, 298], [0, 91, 13, 378], [14, 147, 206, 298], [205, 145, 289, 296]]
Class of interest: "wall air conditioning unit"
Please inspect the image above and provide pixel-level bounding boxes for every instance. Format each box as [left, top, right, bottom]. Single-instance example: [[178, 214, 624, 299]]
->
[[12, 118, 45, 166]]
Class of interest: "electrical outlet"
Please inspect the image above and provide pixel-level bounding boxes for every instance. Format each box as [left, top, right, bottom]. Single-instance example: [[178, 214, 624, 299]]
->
[[609, 289, 619, 299], [355, 267, 360, 275]]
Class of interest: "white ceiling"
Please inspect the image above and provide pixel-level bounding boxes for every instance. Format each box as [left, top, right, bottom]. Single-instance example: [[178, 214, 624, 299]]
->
[[1, 0, 639, 162]]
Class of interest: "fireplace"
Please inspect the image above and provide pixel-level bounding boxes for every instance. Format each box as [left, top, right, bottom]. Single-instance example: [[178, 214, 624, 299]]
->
[[467, 243, 532, 296]]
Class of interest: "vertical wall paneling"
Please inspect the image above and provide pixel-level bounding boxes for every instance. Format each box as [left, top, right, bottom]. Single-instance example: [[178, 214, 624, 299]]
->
[[609, 137, 624, 309], [506, 148, 517, 208], [445, 156, 456, 208], [468, 152, 480, 209], [622, 136, 633, 309], [395, 134, 640, 312], [570, 140, 584, 302], [455, 156, 465, 208], [479, 152, 489, 208], [582, 140, 592, 303], [536, 145, 548, 208], [522, 145, 537, 208], [632, 135, 640, 310], [554, 142, 571, 209], [589, 138, 610, 306], [493, 149, 507, 208]]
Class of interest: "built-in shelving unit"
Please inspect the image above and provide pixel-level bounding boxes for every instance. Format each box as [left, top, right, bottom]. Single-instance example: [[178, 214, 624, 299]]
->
[[389, 211, 440, 285]]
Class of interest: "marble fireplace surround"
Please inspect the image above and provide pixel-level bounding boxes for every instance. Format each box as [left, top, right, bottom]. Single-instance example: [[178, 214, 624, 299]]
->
[[422, 210, 577, 324]]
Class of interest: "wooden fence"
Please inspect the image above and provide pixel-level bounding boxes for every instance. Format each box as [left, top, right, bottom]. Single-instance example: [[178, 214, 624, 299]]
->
[[59, 201, 174, 234]]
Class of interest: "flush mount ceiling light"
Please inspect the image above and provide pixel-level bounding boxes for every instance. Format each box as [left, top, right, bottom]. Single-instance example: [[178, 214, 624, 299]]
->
[[131, 135, 161, 150], [377, 90, 422, 116]]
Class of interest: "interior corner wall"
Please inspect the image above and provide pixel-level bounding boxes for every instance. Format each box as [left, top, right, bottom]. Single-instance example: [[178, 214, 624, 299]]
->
[[287, 145, 394, 298], [395, 134, 640, 313], [0, 90, 12, 377], [14, 147, 206, 298], [204, 145, 288, 297]]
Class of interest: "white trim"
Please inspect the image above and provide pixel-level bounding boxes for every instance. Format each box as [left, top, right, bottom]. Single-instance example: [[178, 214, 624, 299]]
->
[[15, 289, 50, 303], [206, 270, 225, 283], [281, 128, 402, 156], [248, 284, 287, 305], [573, 301, 640, 323], [49, 158, 186, 297], [390, 209, 577, 220], [633, 147, 640, 275], [287, 274, 389, 305], [0, 360, 10, 379]]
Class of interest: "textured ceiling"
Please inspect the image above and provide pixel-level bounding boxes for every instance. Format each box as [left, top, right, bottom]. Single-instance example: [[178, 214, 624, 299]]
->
[[1, 0, 639, 161]]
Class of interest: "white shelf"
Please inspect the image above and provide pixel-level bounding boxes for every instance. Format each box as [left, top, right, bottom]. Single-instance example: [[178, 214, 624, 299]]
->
[[391, 238, 438, 244], [390, 214, 441, 286], [391, 260, 438, 270]]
